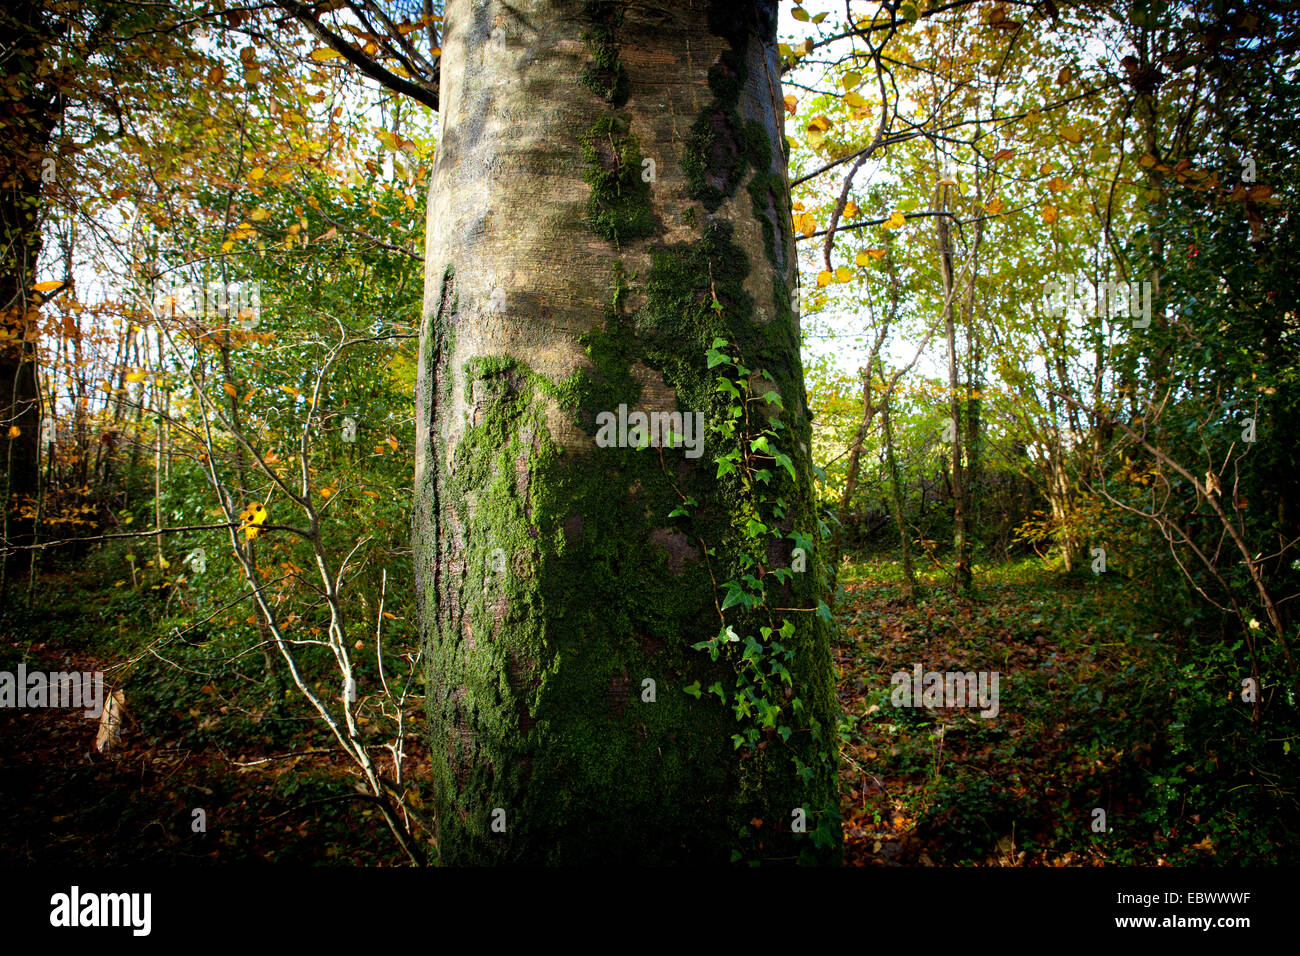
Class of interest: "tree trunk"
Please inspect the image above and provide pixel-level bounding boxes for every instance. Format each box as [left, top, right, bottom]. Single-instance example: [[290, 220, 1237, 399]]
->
[[834, 370, 873, 560], [415, 0, 840, 864], [0, 0, 56, 584], [935, 186, 971, 592], [877, 361, 916, 602]]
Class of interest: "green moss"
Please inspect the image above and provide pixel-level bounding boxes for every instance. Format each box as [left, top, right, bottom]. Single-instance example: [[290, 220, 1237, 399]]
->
[[425, 348, 748, 863], [580, 1, 630, 107], [582, 116, 656, 244]]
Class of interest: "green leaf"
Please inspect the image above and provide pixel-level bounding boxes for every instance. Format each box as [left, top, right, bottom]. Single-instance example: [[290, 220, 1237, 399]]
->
[[721, 584, 746, 611], [683, 680, 702, 699]]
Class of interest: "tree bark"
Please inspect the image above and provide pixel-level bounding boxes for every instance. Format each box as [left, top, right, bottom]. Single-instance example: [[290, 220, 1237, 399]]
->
[[0, 0, 57, 584], [415, 0, 840, 864], [877, 361, 916, 602], [935, 186, 971, 592]]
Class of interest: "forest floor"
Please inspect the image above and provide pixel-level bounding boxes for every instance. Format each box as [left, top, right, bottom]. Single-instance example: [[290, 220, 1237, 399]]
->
[[0, 554, 1249, 865], [833, 555, 1221, 866], [0, 567, 419, 865]]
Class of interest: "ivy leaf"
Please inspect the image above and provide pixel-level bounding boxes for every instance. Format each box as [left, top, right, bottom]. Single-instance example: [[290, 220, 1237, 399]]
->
[[774, 452, 796, 480], [683, 680, 702, 699], [721, 584, 746, 611]]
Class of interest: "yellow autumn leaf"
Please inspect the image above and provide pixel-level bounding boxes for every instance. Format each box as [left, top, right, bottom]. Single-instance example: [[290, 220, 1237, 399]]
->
[[7, 426, 20, 439], [854, 250, 883, 266], [310, 47, 341, 61], [1138, 153, 1158, 168], [843, 201, 859, 219], [33, 280, 62, 293], [223, 382, 238, 398], [884, 211, 906, 229], [1048, 176, 1067, 193], [783, 94, 798, 114], [279, 385, 300, 397], [1059, 126, 1083, 144], [1041, 204, 1059, 223], [249, 208, 270, 221], [239, 503, 268, 541], [807, 128, 825, 150], [816, 270, 833, 287], [249, 167, 265, 181], [984, 197, 1004, 214], [125, 370, 146, 383], [835, 266, 852, 282]]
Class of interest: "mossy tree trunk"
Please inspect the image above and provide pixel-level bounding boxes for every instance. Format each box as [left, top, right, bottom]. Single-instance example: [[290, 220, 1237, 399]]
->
[[415, 0, 841, 864]]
